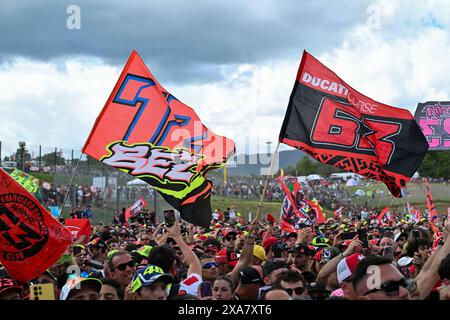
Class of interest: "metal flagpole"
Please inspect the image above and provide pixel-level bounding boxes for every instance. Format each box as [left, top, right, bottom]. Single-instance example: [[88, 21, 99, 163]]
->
[[253, 141, 280, 223], [60, 152, 83, 218]]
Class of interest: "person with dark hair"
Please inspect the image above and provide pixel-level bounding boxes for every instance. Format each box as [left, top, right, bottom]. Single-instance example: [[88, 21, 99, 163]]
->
[[199, 253, 219, 282], [99, 278, 124, 300], [212, 275, 235, 300], [147, 245, 177, 274], [352, 256, 411, 300], [276, 269, 307, 300], [235, 266, 263, 300]]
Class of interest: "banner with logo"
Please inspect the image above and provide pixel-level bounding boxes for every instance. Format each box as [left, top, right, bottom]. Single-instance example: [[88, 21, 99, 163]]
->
[[279, 51, 428, 197], [10, 169, 39, 194], [414, 101, 450, 150]]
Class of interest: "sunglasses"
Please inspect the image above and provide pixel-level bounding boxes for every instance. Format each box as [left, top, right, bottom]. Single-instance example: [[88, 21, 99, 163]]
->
[[113, 260, 136, 272], [226, 236, 237, 241], [284, 287, 305, 295], [363, 278, 410, 296], [202, 262, 218, 269]]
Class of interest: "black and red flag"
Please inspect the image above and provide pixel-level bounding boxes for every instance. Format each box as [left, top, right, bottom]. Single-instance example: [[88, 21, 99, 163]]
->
[[0, 168, 72, 282], [83, 51, 235, 227], [279, 51, 428, 197]]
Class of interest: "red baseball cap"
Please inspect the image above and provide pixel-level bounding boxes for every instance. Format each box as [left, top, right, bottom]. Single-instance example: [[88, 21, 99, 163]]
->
[[222, 230, 237, 239], [262, 237, 278, 250], [337, 253, 365, 283]]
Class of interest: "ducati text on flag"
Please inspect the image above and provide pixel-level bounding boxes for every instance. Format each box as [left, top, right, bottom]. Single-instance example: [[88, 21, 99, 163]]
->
[[280, 51, 428, 197]]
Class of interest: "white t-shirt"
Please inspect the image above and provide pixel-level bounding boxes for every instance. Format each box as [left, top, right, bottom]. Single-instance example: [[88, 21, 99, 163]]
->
[[178, 273, 202, 296]]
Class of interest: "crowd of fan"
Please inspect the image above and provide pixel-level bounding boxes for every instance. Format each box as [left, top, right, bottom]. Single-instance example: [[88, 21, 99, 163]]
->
[[1, 204, 450, 300]]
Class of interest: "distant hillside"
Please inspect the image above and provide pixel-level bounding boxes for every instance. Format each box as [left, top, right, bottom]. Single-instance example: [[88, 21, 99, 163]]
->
[[226, 149, 305, 176]]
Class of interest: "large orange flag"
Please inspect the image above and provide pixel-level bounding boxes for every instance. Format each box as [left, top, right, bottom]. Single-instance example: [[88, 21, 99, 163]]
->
[[83, 51, 235, 227]]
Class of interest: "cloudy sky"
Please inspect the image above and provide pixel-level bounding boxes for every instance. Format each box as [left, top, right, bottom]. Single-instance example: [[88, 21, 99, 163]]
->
[[1, 0, 450, 158]]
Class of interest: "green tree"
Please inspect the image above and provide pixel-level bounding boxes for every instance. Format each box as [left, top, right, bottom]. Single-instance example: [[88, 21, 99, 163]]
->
[[296, 156, 319, 176], [36, 151, 66, 166], [419, 151, 450, 178]]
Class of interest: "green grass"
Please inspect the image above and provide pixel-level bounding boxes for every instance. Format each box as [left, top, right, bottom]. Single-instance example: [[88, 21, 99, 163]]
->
[[343, 182, 450, 213], [86, 182, 450, 226]]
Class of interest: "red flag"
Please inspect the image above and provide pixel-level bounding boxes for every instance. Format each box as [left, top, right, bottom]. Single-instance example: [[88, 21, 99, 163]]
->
[[0, 168, 72, 283], [425, 179, 439, 234], [279, 51, 428, 197], [125, 196, 148, 223], [64, 219, 92, 243], [377, 207, 394, 225], [82, 51, 235, 227], [277, 176, 307, 232], [334, 206, 344, 219], [307, 199, 326, 224], [266, 213, 276, 224]]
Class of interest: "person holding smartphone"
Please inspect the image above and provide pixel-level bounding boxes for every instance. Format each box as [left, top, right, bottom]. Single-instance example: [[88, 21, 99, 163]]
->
[[165, 218, 203, 297]]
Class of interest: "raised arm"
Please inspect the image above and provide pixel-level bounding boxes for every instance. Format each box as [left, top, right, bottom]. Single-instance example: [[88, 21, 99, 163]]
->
[[166, 219, 202, 277], [316, 236, 362, 285], [416, 222, 450, 299], [227, 222, 257, 287]]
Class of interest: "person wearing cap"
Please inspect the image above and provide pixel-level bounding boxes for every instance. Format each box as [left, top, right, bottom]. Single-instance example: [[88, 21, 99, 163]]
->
[[284, 232, 298, 248], [252, 245, 266, 266], [271, 241, 290, 263], [352, 256, 411, 300], [234, 266, 263, 300], [290, 244, 312, 273], [336, 253, 365, 300], [262, 236, 278, 261], [222, 229, 238, 251], [0, 276, 22, 300], [305, 282, 329, 300], [262, 260, 289, 289], [131, 265, 174, 300], [30, 270, 59, 300], [60, 277, 102, 300]]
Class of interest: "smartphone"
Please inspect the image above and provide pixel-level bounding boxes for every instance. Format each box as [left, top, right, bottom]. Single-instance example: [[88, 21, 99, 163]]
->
[[29, 283, 56, 300], [199, 281, 213, 298], [341, 231, 357, 240], [357, 229, 369, 248], [164, 209, 176, 227]]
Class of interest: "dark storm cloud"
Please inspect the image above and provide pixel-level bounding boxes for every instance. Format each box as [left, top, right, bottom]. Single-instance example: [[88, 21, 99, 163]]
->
[[0, 0, 372, 83]]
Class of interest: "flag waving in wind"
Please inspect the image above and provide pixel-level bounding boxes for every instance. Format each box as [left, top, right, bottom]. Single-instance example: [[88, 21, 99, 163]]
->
[[425, 179, 439, 234], [83, 51, 235, 227], [0, 168, 72, 282], [377, 207, 394, 225], [279, 51, 428, 197]]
